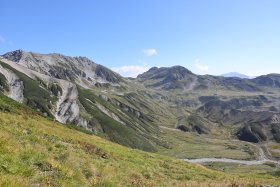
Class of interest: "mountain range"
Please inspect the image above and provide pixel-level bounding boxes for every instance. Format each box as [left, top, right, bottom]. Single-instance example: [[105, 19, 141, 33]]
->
[[0, 50, 280, 150], [1, 49, 280, 185]]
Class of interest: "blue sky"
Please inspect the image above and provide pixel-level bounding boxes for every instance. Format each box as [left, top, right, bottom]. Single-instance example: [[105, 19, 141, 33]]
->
[[1, 0, 280, 77]]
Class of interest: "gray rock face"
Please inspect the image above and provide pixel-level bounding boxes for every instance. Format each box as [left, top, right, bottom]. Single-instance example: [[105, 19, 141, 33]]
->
[[3, 50, 123, 86], [0, 64, 24, 103], [55, 81, 80, 124], [0, 57, 88, 129]]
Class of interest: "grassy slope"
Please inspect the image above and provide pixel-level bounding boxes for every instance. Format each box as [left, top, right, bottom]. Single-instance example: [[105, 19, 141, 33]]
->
[[0, 94, 279, 186], [77, 86, 159, 152], [157, 128, 257, 160]]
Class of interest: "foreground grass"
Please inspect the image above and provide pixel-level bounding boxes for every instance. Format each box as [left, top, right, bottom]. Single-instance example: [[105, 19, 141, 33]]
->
[[0, 95, 279, 186]]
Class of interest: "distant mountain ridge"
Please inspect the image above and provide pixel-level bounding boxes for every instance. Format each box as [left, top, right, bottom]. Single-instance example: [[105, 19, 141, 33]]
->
[[220, 72, 251, 79], [1, 49, 280, 151], [138, 66, 280, 91]]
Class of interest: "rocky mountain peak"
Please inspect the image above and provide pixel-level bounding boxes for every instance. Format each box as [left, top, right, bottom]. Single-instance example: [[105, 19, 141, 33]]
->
[[168, 65, 194, 77], [2, 50, 123, 85], [137, 65, 196, 90], [148, 67, 158, 71], [74, 56, 93, 62], [2, 49, 24, 62], [138, 65, 193, 79]]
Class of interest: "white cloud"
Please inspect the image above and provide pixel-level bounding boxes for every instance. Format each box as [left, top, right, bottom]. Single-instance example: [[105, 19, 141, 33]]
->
[[194, 59, 209, 74], [142, 48, 157, 56], [111, 65, 150, 78]]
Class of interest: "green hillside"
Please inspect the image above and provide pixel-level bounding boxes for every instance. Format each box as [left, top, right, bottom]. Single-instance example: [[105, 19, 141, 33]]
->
[[0, 93, 279, 186]]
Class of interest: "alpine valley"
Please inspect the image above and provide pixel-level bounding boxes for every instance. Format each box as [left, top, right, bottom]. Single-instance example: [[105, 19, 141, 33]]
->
[[0, 50, 280, 186]]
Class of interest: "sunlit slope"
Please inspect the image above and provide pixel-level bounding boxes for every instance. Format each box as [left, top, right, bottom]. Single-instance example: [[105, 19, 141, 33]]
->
[[0, 94, 279, 186]]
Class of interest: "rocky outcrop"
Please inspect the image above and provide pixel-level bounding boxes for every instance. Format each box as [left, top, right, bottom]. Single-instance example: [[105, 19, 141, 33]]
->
[[236, 123, 267, 143], [176, 115, 210, 134], [55, 81, 80, 124], [0, 57, 87, 127], [0, 64, 24, 103]]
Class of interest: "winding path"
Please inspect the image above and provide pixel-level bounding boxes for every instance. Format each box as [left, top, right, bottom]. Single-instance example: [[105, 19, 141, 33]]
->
[[184, 142, 280, 165], [159, 125, 280, 165], [184, 156, 280, 166]]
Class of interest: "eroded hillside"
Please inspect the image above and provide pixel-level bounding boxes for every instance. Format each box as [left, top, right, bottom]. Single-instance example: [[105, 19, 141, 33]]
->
[[1, 50, 280, 161]]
